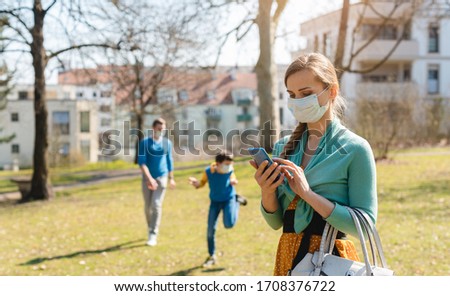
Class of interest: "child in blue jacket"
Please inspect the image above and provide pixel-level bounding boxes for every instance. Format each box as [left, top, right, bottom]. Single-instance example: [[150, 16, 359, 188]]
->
[[189, 151, 247, 267]]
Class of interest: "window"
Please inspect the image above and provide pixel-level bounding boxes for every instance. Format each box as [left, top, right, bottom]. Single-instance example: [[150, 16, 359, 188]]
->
[[52, 111, 70, 135], [80, 111, 90, 133], [323, 32, 332, 57], [11, 113, 19, 122], [11, 144, 20, 154], [403, 68, 411, 82], [99, 104, 111, 113], [279, 107, 284, 125], [18, 91, 28, 100], [76, 92, 84, 98], [179, 90, 189, 101], [428, 25, 439, 53], [59, 143, 70, 156], [207, 90, 215, 100], [427, 65, 439, 94], [362, 24, 397, 40], [314, 35, 319, 52], [100, 91, 111, 98], [101, 118, 111, 127], [80, 140, 91, 161]]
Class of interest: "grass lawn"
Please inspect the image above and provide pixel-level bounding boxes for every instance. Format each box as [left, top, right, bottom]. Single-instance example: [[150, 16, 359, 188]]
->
[[0, 148, 449, 276]]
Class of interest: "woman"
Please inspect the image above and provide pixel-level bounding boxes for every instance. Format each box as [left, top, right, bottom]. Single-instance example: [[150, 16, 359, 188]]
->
[[250, 53, 377, 276]]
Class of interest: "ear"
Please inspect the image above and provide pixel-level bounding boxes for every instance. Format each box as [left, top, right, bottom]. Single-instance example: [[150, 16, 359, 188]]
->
[[329, 85, 338, 100]]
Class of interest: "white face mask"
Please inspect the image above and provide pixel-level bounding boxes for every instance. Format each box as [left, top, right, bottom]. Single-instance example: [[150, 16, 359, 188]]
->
[[154, 130, 164, 138], [287, 87, 330, 123], [218, 164, 232, 173]]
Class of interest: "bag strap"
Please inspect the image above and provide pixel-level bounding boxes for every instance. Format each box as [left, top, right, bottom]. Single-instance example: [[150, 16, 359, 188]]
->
[[312, 222, 332, 276], [346, 207, 374, 276], [353, 208, 389, 268]]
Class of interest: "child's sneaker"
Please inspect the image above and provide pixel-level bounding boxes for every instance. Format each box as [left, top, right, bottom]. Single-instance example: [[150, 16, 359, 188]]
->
[[202, 255, 217, 268], [236, 194, 247, 206]]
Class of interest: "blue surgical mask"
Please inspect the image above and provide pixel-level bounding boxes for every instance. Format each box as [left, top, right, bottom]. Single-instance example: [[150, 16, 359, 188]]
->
[[287, 86, 330, 123]]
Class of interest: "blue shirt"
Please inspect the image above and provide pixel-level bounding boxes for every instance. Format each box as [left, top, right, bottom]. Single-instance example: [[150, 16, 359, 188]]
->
[[138, 137, 174, 179], [205, 166, 236, 202]]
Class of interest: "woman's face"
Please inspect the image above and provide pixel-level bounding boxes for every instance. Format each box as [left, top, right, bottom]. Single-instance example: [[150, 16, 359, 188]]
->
[[286, 69, 330, 107]]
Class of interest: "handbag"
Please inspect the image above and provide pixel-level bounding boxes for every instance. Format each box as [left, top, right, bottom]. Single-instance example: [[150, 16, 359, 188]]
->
[[289, 207, 394, 276]]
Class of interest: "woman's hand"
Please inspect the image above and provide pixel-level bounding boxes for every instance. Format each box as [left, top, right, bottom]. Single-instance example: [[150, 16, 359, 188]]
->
[[274, 158, 311, 199], [249, 160, 285, 193]]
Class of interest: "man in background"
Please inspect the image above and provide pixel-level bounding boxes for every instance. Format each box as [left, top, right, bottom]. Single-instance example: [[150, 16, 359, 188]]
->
[[138, 118, 176, 246]]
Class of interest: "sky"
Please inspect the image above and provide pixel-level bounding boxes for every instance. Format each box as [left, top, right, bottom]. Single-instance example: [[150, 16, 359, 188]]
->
[[3, 0, 343, 84], [216, 0, 342, 66]]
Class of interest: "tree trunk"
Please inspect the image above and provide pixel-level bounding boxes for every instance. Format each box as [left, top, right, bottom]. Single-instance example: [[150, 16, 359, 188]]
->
[[134, 112, 144, 164], [335, 0, 350, 81], [24, 0, 53, 202], [255, 0, 280, 152]]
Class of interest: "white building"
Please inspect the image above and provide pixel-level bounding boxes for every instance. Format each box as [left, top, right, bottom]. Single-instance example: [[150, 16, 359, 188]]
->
[[0, 86, 98, 168], [296, 0, 450, 130]]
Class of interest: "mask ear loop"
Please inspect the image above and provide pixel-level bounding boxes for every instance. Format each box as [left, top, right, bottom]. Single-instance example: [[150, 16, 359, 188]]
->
[[317, 85, 331, 98]]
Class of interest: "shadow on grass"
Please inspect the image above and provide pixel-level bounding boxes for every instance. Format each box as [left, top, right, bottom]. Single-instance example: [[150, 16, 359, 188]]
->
[[19, 239, 144, 266], [201, 267, 226, 273], [167, 266, 202, 276], [167, 266, 226, 276]]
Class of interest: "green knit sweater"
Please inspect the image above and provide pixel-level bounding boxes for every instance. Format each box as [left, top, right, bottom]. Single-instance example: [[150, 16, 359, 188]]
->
[[260, 118, 377, 238]]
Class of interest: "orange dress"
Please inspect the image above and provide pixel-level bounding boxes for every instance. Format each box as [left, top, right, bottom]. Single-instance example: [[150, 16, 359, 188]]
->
[[274, 195, 360, 276]]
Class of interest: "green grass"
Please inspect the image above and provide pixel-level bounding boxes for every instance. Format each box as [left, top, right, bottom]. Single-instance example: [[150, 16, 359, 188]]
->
[[0, 148, 449, 275]]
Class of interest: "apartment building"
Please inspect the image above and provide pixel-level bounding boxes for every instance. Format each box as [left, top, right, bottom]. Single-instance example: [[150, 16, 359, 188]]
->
[[0, 86, 98, 168], [296, 0, 450, 128], [58, 66, 297, 160]]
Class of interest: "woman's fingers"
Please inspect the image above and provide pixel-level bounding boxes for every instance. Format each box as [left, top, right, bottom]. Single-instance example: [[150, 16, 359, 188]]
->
[[266, 166, 282, 184], [273, 158, 296, 168], [261, 162, 278, 181], [254, 160, 268, 179], [268, 173, 285, 190], [279, 165, 297, 176]]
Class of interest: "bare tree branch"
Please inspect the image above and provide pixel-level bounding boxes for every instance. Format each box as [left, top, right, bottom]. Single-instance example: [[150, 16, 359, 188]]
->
[[0, 9, 31, 32], [46, 43, 119, 61], [273, 0, 288, 26], [43, 0, 57, 15]]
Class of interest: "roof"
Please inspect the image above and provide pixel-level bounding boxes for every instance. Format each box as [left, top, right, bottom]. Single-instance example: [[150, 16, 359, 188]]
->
[[58, 66, 257, 106]]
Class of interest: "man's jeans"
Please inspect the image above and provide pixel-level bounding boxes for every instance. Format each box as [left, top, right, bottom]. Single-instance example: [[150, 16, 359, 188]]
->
[[142, 175, 168, 236]]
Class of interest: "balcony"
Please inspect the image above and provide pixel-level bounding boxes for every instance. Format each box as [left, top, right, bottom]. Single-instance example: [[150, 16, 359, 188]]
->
[[236, 98, 252, 106], [237, 114, 252, 122], [353, 40, 419, 62]]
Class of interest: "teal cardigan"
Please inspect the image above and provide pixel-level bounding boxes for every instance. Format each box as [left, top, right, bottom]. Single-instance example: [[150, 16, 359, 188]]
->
[[260, 118, 377, 238]]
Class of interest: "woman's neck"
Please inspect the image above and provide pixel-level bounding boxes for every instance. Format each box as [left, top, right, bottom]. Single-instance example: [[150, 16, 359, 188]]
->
[[307, 113, 333, 137]]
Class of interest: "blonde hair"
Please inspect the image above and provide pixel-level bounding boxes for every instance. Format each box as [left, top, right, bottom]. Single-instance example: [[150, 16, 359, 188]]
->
[[281, 53, 346, 158]]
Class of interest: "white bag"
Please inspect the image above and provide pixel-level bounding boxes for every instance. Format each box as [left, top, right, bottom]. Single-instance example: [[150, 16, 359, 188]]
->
[[289, 207, 394, 276]]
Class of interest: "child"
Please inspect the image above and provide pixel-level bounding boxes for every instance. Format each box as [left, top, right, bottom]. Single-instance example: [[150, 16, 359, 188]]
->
[[189, 151, 247, 267]]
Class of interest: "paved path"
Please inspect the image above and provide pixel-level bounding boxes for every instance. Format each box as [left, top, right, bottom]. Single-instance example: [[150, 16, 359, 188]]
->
[[0, 160, 227, 202]]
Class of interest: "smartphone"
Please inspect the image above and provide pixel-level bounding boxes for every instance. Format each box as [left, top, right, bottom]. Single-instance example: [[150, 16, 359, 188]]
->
[[248, 147, 281, 182]]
